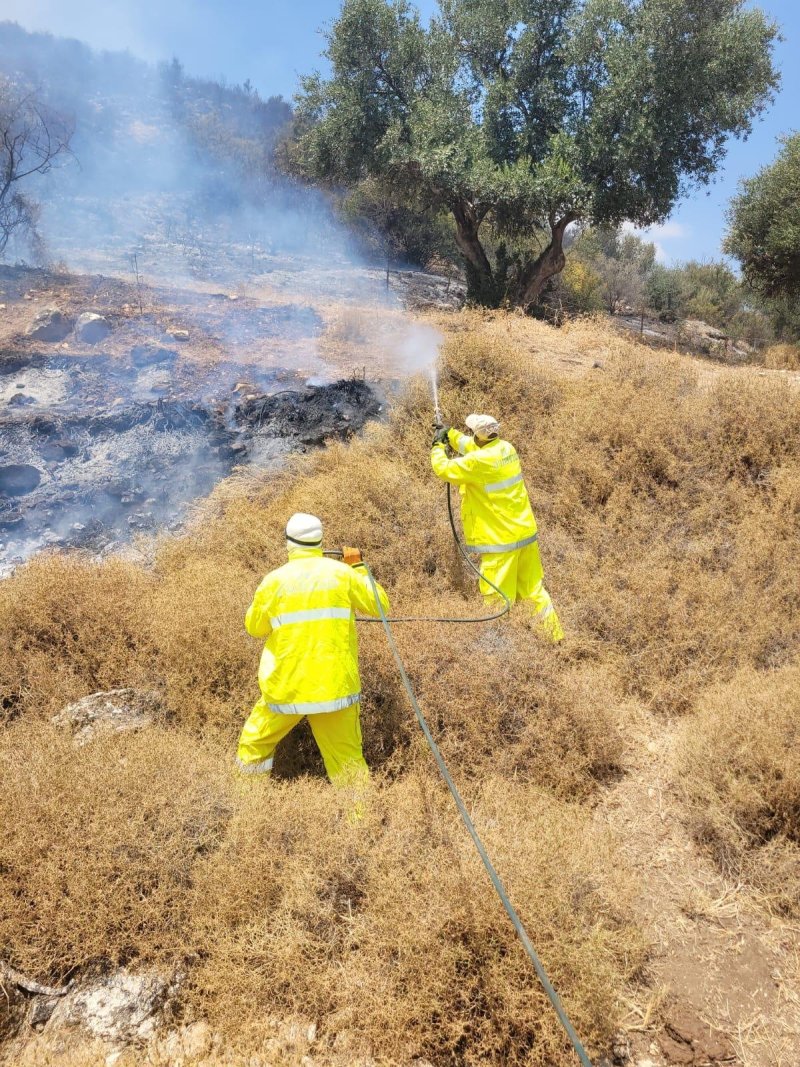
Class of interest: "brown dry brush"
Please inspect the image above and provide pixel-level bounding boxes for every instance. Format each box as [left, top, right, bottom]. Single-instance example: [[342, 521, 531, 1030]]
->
[[676, 662, 800, 916], [1, 316, 799, 1062], [763, 342, 800, 371]]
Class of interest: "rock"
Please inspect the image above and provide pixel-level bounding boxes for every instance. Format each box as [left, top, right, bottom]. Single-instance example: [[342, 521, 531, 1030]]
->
[[28, 997, 60, 1029], [678, 319, 729, 357], [41, 442, 67, 463], [153, 1024, 212, 1063], [75, 313, 112, 344], [611, 1031, 631, 1064], [29, 414, 59, 436], [46, 970, 169, 1044], [0, 509, 24, 529], [165, 328, 189, 341], [26, 308, 74, 342], [0, 464, 42, 496], [51, 688, 162, 745], [43, 438, 79, 461], [7, 392, 35, 406]]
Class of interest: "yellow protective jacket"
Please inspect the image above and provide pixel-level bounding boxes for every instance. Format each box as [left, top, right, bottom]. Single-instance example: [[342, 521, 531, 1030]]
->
[[245, 547, 389, 715], [431, 430, 538, 552]]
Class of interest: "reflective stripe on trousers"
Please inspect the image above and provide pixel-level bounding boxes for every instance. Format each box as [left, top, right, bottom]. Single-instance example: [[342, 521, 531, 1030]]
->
[[235, 754, 274, 775], [267, 692, 361, 715], [467, 532, 538, 553], [269, 607, 352, 629]]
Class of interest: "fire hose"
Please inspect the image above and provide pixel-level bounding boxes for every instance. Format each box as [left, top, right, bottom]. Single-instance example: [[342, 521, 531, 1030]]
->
[[326, 474, 593, 1067], [327, 484, 510, 623]]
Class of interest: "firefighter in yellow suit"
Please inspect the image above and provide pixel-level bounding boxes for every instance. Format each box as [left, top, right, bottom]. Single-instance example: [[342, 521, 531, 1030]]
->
[[431, 414, 563, 642], [236, 512, 390, 781]]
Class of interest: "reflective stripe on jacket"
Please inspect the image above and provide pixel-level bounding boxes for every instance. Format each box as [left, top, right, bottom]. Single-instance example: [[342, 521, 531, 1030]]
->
[[245, 547, 389, 714], [431, 431, 538, 552]]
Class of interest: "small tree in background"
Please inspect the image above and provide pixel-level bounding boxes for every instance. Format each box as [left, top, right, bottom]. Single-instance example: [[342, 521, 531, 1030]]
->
[[725, 134, 800, 343], [725, 133, 800, 300], [0, 79, 73, 260], [679, 261, 743, 329], [293, 0, 778, 309], [647, 265, 686, 321]]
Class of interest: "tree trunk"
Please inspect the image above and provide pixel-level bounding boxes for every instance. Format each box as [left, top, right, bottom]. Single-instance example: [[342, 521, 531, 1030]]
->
[[517, 214, 577, 310], [451, 202, 497, 305]]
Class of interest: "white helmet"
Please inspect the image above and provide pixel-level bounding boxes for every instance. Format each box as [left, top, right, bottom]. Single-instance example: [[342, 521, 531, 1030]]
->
[[285, 512, 323, 546], [465, 413, 500, 438]]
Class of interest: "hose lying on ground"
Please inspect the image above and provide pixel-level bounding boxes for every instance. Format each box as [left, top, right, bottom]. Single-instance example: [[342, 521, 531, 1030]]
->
[[326, 479, 592, 1064], [360, 555, 593, 1067]]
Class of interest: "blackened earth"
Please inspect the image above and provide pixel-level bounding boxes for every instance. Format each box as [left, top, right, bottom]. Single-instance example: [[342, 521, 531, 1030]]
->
[[0, 348, 383, 573]]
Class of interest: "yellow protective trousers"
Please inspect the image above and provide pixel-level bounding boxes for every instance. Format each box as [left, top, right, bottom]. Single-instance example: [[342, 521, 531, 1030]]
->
[[236, 699, 369, 785], [479, 541, 564, 643]]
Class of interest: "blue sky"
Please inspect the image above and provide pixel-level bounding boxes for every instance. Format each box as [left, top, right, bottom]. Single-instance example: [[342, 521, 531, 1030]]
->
[[4, 0, 798, 265]]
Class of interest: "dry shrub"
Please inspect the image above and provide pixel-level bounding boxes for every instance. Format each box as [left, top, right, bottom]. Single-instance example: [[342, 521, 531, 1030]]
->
[[763, 342, 800, 370], [188, 770, 643, 1065], [367, 625, 625, 799], [0, 559, 156, 723], [2, 310, 800, 1060], [676, 662, 800, 915], [0, 723, 233, 980], [5, 318, 798, 725]]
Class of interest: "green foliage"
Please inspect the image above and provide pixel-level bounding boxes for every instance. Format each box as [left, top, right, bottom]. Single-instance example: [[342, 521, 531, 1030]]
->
[[725, 133, 800, 299], [643, 260, 752, 331], [680, 262, 743, 328], [293, 0, 779, 307], [549, 256, 605, 317], [566, 227, 656, 314], [553, 228, 776, 348], [159, 60, 292, 190], [764, 293, 800, 343], [338, 177, 458, 268], [646, 265, 686, 321]]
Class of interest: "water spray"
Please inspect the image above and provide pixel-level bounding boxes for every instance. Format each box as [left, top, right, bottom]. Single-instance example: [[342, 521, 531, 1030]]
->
[[431, 367, 443, 429]]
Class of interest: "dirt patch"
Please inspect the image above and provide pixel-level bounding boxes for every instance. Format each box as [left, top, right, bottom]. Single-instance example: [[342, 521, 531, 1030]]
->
[[597, 709, 800, 1066]]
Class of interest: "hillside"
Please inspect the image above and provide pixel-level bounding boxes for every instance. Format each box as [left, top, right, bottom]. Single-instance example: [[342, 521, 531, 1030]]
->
[[1, 307, 799, 1066], [0, 22, 296, 272]]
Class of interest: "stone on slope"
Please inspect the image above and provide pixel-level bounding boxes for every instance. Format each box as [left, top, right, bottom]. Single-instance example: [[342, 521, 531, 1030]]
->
[[46, 970, 170, 1044], [75, 312, 112, 344], [51, 688, 162, 745], [26, 308, 74, 342]]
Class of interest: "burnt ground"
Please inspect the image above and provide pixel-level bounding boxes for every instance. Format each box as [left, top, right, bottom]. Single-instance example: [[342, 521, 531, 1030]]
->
[[0, 264, 387, 573]]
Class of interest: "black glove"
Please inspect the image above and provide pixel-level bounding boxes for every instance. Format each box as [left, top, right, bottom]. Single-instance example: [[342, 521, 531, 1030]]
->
[[432, 426, 450, 446]]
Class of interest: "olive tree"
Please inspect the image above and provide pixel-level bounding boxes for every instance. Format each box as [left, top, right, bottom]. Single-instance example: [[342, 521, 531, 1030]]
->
[[0, 81, 73, 259], [725, 133, 800, 300], [294, 0, 778, 308]]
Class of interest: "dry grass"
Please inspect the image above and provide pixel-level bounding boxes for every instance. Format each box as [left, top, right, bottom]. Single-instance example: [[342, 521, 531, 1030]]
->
[[189, 773, 641, 1064], [0, 724, 233, 980], [675, 663, 800, 916], [1, 310, 799, 1062], [764, 342, 800, 371]]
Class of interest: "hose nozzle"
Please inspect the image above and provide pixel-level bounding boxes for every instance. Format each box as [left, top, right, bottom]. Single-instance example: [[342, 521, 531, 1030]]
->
[[433, 405, 444, 429]]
